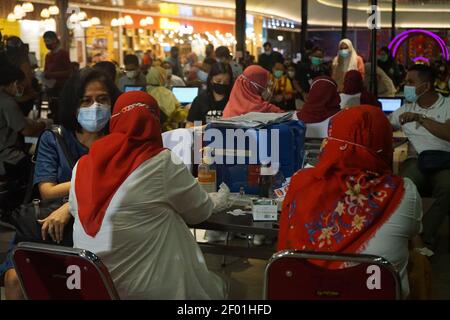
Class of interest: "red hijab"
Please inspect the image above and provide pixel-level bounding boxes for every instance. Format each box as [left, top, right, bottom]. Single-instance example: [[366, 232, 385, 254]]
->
[[75, 91, 164, 237], [297, 76, 341, 123], [343, 70, 381, 108], [223, 65, 282, 118], [278, 106, 405, 268]]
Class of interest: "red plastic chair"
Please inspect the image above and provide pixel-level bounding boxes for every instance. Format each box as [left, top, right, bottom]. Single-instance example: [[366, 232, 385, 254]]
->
[[264, 250, 401, 300], [12, 242, 119, 300]]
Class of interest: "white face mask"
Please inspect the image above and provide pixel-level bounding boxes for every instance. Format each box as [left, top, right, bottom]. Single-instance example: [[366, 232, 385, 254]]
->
[[166, 68, 173, 77], [126, 70, 137, 79]]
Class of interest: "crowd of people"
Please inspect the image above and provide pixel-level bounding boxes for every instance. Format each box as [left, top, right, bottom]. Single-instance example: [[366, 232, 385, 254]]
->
[[1, 30, 450, 300]]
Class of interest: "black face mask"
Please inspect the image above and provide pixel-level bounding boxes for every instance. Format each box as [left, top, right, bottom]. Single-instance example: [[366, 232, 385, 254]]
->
[[212, 83, 230, 95]]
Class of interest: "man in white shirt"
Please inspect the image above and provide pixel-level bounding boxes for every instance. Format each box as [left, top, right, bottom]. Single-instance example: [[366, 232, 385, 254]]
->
[[389, 64, 450, 249]]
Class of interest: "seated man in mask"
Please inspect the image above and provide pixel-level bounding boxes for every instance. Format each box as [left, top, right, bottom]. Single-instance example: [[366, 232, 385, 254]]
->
[[389, 64, 450, 251]]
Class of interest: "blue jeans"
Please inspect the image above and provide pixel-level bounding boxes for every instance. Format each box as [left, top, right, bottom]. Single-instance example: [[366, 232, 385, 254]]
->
[[0, 237, 15, 279]]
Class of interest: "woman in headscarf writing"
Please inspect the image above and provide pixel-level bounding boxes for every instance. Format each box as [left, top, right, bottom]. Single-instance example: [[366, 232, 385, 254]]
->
[[278, 106, 423, 298], [69, 91, 227, 300]]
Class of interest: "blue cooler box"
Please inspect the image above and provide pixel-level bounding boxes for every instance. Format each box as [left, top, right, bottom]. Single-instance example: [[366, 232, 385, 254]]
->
[[204, 120, 306, 194]]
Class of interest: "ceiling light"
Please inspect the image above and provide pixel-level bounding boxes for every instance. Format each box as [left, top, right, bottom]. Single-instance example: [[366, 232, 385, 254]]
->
[[140, 19, 147, 27], [40, 9, 50, 19], [80, 20, 92, 28], [22, 2, 34, 13], [7, 13, 16, 22], [91, 17, 101, 25], [14, 5, 25, 18], [78, 11, 87, 21], [145, 17, 154, 25], [118, 17, 125, 26], [49, 5, 59, 15], [277, 35, 284, 41], [124, 15, 133, 25], [111, 18, 119, 27]]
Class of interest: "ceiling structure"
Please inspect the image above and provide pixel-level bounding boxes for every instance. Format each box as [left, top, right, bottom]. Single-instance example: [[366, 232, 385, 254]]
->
[[25, 0, 450, 28]]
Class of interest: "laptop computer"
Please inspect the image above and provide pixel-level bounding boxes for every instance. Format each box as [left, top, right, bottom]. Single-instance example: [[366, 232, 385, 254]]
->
[[123, 85, 146, 92], [172, 87, 199, 105], [379, 97, 404, 114]]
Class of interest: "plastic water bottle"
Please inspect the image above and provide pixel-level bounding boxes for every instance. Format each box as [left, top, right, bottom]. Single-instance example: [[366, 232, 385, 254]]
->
[[259, 162, 274, 198], [198, 147, 217, 193], [28, 103, 39, 120]]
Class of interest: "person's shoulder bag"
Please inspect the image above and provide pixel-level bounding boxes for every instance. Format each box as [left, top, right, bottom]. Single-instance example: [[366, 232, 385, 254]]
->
[[417, 150, 450, 174], [9, 126, 77, 247]]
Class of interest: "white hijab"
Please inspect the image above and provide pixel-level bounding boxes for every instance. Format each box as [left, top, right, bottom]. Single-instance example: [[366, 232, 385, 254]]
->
[[332, 39, 359, 88]]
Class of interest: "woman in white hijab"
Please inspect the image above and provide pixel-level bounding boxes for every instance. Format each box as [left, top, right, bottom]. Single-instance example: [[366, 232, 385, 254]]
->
[[332, 39, 365, 91]]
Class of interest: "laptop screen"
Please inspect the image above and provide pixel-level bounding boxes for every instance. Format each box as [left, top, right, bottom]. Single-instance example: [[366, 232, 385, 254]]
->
[[172, 87, 199, 104], [124, 86, 146, 92], [379, 98, 403, 113]]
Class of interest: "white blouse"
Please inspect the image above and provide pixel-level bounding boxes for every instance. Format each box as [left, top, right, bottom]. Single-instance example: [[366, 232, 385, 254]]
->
[[69, 149, 226, 300], [362, 177, 422, 298]]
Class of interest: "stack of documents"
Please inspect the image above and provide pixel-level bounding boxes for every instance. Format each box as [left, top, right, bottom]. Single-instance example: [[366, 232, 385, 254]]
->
[[210, 112, 294, 128]]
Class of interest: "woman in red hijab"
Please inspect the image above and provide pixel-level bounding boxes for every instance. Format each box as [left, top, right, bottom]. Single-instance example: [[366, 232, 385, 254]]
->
[[341, 70, 382, 108], [70, 91, 226, 300], [278, 106, 422, 298], [297, 76, 341, 123], [222, 65, 282, 118]]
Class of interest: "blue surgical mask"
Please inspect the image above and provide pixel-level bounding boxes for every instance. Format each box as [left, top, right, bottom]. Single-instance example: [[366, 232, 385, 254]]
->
[[197, 69, 208, 82], [273, 70, 284, 79], [310, 56, 323, 66], [404, 83, 427, 103], [339, 49, 350, 58], [77, 102, 111, 133]]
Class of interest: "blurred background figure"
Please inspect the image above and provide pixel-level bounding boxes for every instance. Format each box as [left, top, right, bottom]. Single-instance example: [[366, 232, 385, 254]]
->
[[286, 64, 303, 107], [118, 54, 147, 92], [202, 58, 217, 75], [215, 46, 243, 80], [341, 70, 381, 109], [364, 63, 397, 97], [93, 61, 118, 84], [168, 46, 183, 78], [146, 66, 186, 131], [297, 76, 341, 124], [241, 50, 256, 69], [377, 46, 403, 89], [296, 47, 330, 98], [434, 62, 450, 97], [5, 36, 39, 117], [42, 31, 72, 123], [183, 52, 199, 79], [270, 62, 295, 110], [141, 49, 154, 75], [258, 41, 284, 72], [187, 62, 233, 127], [332, 39, 365, 91], [162, 59, 185, 89], [71, 62, 80, 74], [205, 43, 215, 60]]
